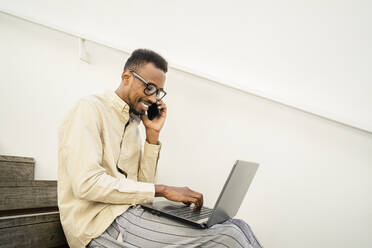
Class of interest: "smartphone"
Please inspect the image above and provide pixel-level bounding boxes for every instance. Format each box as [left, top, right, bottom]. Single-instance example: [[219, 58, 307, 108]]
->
[[147, 103, 161, 120]]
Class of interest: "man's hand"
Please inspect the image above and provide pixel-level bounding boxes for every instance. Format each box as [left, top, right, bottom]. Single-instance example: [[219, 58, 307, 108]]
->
[[142, 101, 167, 144], [155, 185, 204, 210]]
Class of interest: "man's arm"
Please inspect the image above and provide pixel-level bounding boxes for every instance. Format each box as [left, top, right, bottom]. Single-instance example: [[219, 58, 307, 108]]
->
[[60, 100, 155, 204], [139, 101, 203, 210], [137, 102, 165, 183], [137, 136, 161, 183]]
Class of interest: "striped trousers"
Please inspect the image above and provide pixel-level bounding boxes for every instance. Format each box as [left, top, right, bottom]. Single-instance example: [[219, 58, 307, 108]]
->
[[87, 206, 263, 248]]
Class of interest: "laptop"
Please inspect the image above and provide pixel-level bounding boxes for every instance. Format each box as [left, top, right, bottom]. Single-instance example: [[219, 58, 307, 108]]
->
[[141, 160, 259, 228]]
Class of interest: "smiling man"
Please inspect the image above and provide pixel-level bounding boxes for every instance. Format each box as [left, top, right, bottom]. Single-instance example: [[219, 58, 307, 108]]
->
[[58, 49, 262, 248]]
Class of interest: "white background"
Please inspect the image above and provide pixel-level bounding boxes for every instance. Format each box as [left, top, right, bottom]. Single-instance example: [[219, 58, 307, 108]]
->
[[0, 0, 371, 132], [0, 2, 372, 248]]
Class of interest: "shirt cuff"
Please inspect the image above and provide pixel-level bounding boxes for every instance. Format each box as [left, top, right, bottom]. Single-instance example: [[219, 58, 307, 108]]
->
[[123, 181, 155, 204], [139, 183, 155, 204], [144, 140, 161, 158]]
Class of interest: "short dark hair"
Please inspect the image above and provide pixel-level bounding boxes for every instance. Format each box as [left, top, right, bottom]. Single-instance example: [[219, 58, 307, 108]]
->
[[124, 49, 168, 73]]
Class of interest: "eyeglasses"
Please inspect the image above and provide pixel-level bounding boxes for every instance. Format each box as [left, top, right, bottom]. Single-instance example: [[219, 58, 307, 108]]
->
[[129, 70, 167, 100]]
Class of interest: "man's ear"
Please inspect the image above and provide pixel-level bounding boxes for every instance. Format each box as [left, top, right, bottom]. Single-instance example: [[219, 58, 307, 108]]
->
[[121, 70, 132, 85]]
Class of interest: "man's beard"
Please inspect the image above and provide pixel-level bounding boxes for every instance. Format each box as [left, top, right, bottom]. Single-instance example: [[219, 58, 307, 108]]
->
[[127, 96, 143, 117], [129, 107, 142, 117]]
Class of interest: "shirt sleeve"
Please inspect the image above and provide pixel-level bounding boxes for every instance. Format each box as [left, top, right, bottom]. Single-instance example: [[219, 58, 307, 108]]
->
[[60, 99, 155, 205], [138, 141, 161, 183]]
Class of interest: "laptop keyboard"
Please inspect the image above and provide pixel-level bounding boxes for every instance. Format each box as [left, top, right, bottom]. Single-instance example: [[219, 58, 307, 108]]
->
[[165, 205, 214, 221]]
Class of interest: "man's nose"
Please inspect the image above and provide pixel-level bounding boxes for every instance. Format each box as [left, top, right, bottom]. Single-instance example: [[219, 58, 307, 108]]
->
[[148, 94, 157, 103]]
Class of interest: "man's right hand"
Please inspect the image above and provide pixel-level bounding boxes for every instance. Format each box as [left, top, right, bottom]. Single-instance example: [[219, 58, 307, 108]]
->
[[155, 184, 204, 210]]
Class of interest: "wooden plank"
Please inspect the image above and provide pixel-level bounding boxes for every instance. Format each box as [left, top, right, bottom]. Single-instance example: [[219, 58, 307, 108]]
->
[[0, 161, 34, 181], [0, 210, 67, 247], [0, 180, 56, 187], [0, 210, 60, 229], [0, 155, 34, 163], [0, 220, 67, 247], [0, 206, 59, 218], [0, 155, 35, 181], [0, 181, 57, 211]]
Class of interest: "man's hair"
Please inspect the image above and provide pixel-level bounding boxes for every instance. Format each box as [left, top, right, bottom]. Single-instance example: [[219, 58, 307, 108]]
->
[[124, 49, 168, 73]]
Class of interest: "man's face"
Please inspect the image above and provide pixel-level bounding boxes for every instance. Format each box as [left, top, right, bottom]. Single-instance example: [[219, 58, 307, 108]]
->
[[126, 63, 166, 116]]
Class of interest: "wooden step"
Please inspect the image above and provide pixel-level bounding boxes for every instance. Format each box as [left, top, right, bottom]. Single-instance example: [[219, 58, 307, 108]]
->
[[0, 180, 57, 211], [0, 210, 67, 247], [0, 155, 35, 181]]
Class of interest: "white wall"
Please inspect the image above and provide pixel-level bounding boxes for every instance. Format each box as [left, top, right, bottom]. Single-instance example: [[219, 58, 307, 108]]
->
[[1, 12, 372, 248], [0, 0, 371, 133]]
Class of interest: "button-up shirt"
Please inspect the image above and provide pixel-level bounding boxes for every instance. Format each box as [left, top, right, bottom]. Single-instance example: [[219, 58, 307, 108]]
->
[[58, 91, 161, 248]]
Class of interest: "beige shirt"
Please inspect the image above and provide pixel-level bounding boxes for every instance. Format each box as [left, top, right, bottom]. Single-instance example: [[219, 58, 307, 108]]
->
[[58, 91, 161, 248]]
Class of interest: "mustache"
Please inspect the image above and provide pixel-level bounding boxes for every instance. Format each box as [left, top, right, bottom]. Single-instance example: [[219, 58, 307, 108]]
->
[[140, 99, 153, 105]]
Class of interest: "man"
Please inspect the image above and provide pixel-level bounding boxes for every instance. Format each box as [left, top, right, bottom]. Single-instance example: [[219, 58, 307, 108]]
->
[[58, 49, 262, 247]]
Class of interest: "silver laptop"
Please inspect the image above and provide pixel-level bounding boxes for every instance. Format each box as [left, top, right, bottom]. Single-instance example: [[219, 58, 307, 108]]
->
[[141, 160, 259, 228]]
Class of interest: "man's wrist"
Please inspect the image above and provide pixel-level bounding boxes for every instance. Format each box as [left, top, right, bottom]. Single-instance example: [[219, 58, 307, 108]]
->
[[146, 128, 160, 144], [155, 184, 166, 197]]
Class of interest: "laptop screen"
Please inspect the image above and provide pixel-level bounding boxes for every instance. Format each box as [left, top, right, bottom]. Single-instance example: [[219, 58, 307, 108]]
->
[[207, 160, 259, 226]]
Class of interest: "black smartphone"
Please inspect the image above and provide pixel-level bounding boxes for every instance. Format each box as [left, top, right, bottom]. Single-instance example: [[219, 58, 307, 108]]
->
[[147, 103, 161, 120]]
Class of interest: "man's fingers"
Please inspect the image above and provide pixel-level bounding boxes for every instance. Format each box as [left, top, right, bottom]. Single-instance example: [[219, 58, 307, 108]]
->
[[182, 196, 198, 207], [183, 198, 202, 211], [157, 101, 165, 109], [141, 113, 149, 122], [163, 186, 203, 210], [189, 191, 203, 201], [186, 190, 203, 209], [157, 101, 167, 116]]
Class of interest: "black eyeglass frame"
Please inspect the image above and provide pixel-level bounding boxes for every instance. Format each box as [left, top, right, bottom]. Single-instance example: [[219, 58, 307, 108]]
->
[[129, 70, 167, 100]]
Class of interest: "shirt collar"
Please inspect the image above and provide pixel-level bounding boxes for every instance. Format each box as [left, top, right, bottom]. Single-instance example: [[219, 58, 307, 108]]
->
[[105, 90, 130, 114], [105, 91, 141, 123]]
